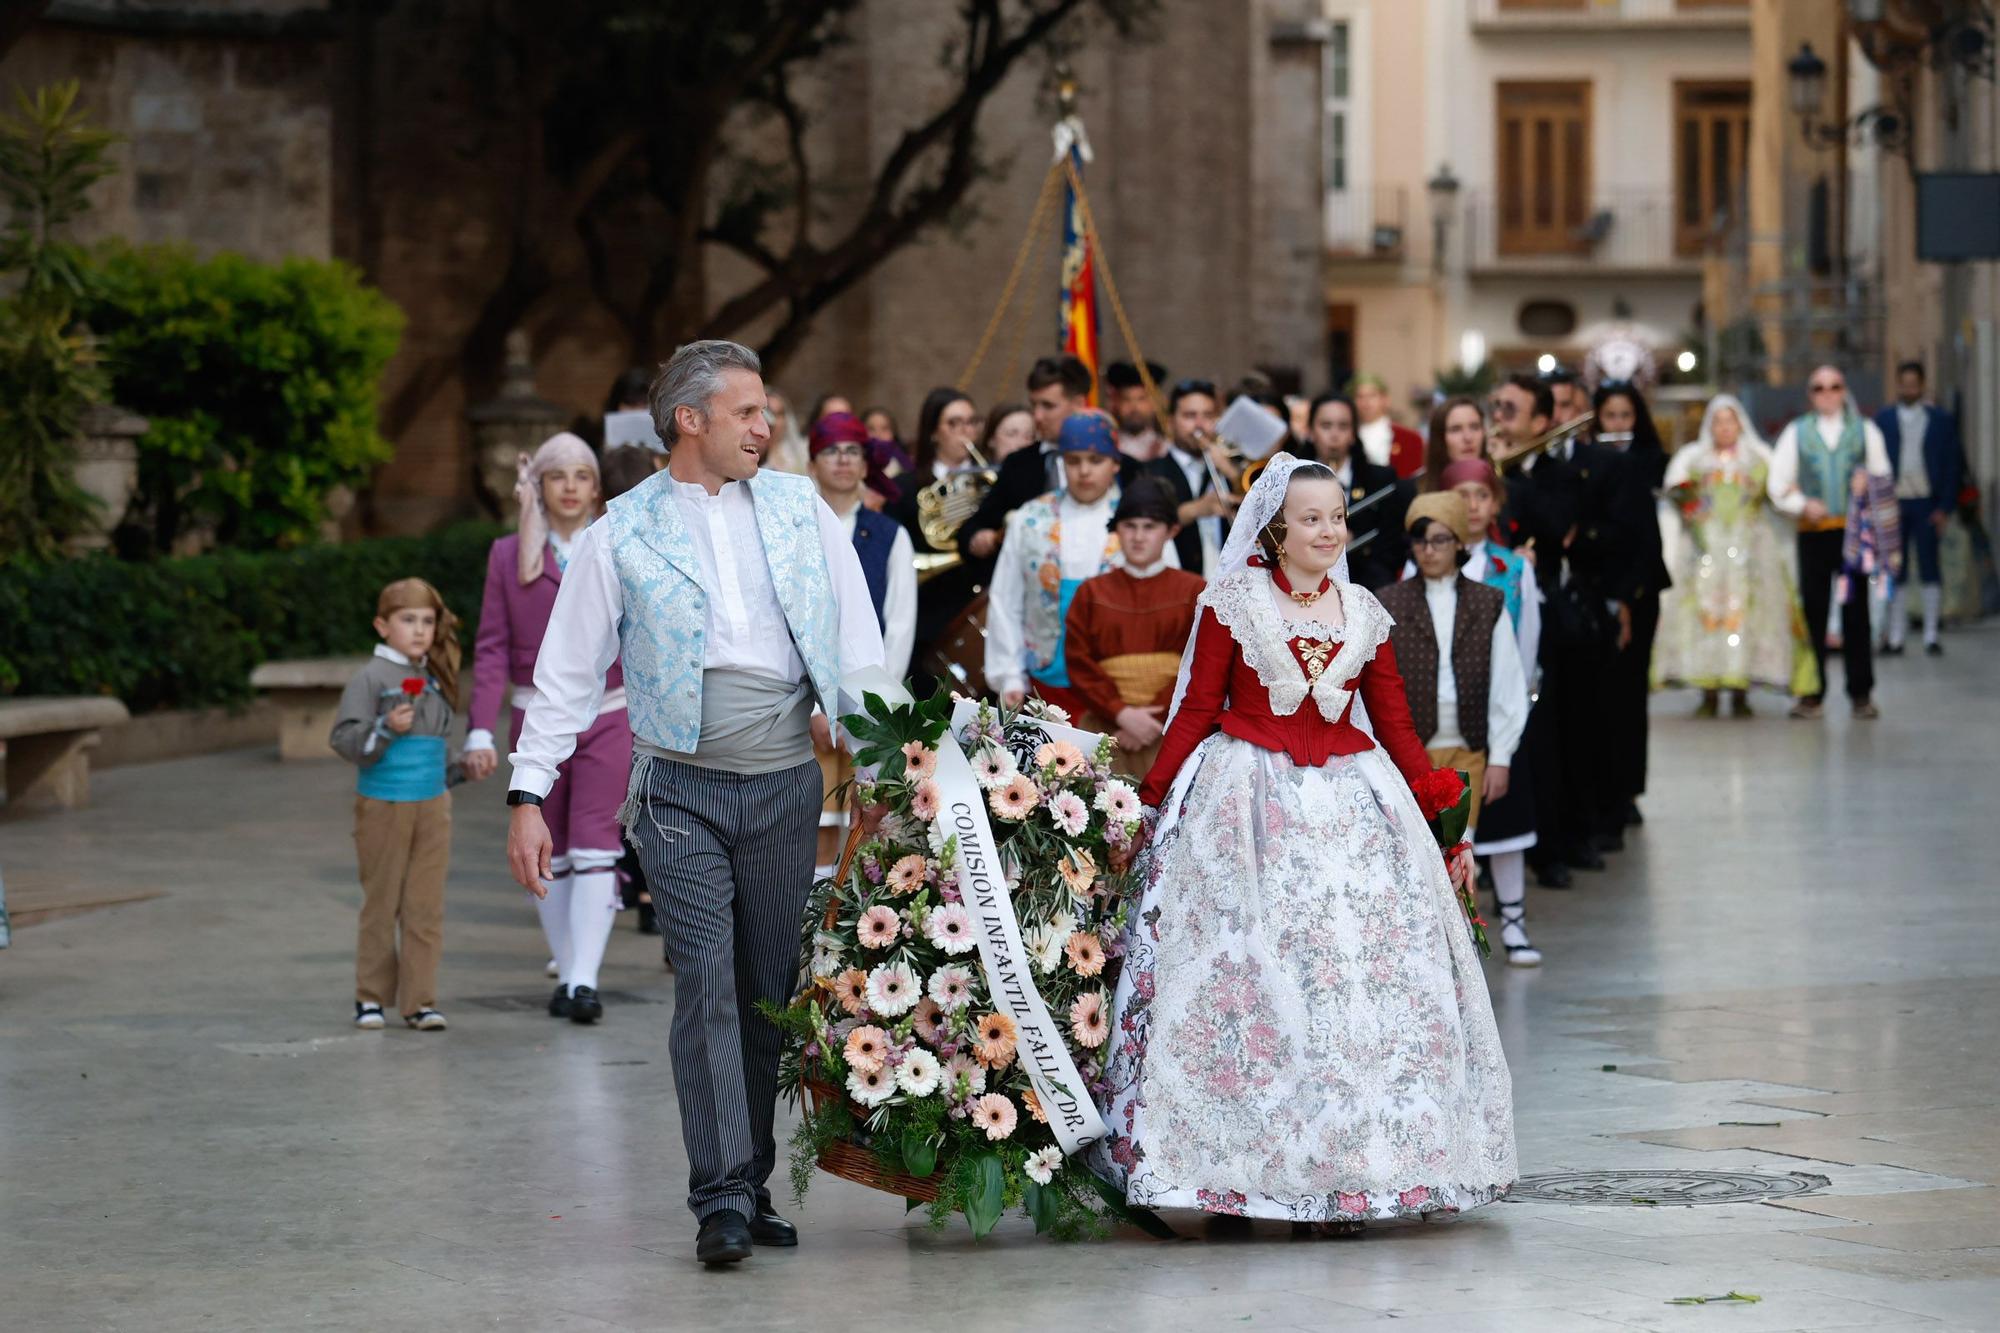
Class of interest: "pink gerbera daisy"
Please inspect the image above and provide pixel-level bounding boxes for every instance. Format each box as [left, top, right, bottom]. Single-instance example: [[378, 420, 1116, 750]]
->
[[884, 854, 927, 896], [1048, 790, 1089, 836], [1034, 740, 1088, 777], [856, 905, 901, 950], [926, 964, 976, 1010], [911, 996, 946, 1046], [844, 1024, 890, 1074], [923, 904, 976, 956], [901, 740, 939, 781], [1070, 991, 1108, 1048], [910, 780, 941, 822], [972, 746, 1017, 790], [989, 774, 1040, 822], [1093, 780, 1141, 822], [971, 1093, 1019, 1141]]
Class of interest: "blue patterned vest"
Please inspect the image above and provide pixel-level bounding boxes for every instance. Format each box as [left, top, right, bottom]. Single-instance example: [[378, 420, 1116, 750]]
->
[[849, 506, 900, 628], [603, 470, 841, 753], [1791, 411, 1867, 520], [1479, 543, 1529, 631]]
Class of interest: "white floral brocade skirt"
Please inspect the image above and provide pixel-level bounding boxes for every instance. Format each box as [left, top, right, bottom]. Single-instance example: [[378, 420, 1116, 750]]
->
[[1096, 734, 1518, 1222]]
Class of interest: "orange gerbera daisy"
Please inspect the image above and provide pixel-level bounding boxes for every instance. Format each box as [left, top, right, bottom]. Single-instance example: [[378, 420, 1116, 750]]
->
[[885, 853, 927, 896], [1056, 847, 1097, 895], [989, 774, 1039, 822], [834, 968, 870, 1016], [844, 1024, 890, 1074], [1070, 992, 1107, 1048], [1034, 740, 1088, 777], [1021, 1086, 1048, 1124], [1064, 931, 1105, 978], [973, 1011, 1018, 1068]]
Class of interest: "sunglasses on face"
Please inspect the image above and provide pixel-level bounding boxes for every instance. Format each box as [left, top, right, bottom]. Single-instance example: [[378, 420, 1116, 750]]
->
[[1810, 381, 1844, 394]]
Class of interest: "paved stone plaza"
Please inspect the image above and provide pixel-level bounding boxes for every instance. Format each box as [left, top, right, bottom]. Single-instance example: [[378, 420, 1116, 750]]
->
[[4, 629, 1998, 1332]]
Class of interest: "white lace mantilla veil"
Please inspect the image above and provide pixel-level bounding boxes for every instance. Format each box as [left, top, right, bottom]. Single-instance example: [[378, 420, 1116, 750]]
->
[[1160, 451, 1378, 744]]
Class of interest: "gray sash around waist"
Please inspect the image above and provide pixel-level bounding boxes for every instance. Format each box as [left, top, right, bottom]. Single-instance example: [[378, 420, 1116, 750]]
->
[[638, 668, 815, 773]]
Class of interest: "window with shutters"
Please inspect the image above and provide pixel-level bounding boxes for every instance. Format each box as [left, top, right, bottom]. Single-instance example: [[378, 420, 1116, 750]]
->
[[1497, 82, 1591, 257], [1674, 81, 1751, 257]]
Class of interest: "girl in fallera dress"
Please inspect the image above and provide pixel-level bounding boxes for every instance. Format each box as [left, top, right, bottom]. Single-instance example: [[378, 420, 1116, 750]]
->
[[1099, 454, 1517, 1231]]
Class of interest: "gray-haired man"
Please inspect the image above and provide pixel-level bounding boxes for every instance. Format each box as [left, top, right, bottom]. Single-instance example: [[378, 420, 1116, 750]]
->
[[506, 340, 885, 1265]]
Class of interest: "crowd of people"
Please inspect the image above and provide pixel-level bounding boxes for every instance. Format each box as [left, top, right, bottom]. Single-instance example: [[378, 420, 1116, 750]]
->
[[329, 346, 1986, 1031], [317, 337, 1989, 1262]]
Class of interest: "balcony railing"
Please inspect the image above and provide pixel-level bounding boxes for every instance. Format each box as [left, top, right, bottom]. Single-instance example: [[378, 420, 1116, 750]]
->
[[1325, 184, 1411, 261], [1460, 188, 1728, 274], [1471, 0, 1749, 30]]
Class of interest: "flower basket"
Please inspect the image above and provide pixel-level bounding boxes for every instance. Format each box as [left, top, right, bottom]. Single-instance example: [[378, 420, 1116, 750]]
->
[[803, 1075, 944, 1203]]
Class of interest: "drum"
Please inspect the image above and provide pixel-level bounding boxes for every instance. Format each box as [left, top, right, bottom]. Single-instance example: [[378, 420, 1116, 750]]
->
[[919, 592, 990, 699]]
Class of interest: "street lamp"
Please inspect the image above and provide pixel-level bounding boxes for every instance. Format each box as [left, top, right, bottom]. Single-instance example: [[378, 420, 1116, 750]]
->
[[1788, 41, 1828, 123], [1789, 40, 1911, 155], [1427, 163, 1460, 275]]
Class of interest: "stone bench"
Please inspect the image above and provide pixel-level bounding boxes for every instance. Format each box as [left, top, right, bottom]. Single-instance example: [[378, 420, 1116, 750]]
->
[[0, 696, 131, 813], [250, 657, 369, 761]]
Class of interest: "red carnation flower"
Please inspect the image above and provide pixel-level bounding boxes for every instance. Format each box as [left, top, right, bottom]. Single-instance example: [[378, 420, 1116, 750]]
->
[[400, 677, 426, 697], [1412, 767, 1466, 821]]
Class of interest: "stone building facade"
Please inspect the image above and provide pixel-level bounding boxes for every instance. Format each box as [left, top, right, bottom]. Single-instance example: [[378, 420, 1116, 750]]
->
[[6, 0, 1328, 535]]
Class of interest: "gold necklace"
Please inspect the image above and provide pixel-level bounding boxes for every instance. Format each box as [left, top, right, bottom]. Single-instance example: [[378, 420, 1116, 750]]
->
[[1278, 563, 1331, 607]]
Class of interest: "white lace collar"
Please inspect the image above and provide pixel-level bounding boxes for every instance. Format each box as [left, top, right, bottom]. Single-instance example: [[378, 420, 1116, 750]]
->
[[1200, 569, 1392, 720]]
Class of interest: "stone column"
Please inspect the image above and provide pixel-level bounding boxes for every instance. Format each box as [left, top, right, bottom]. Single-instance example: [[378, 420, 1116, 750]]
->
[[65, 403, 148, 555], [466, 328, 571, 522]]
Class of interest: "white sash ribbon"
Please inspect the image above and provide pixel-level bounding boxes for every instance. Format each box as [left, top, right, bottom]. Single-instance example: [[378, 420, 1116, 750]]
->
[[938, 700, 1110, 1157]]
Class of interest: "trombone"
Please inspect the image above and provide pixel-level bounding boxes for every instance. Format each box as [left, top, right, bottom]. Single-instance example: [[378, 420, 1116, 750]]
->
[[1489, 411, 1596, 472]]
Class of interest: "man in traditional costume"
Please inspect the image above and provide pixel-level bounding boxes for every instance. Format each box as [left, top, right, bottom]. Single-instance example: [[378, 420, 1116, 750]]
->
[[985, 412, 1166, 718], [1062, 478, 1205, 776], [1874, 360, 1962, 657], [1769, 364, 1897, 719], [506, 341, 885, 1268]]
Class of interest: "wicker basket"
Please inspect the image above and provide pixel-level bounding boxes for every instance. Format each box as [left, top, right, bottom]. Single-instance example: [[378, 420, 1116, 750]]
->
[[797, 802, 944, 1205]]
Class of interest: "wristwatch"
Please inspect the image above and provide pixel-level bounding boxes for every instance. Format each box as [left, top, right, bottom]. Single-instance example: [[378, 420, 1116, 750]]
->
[[506, 789, 543, 808]]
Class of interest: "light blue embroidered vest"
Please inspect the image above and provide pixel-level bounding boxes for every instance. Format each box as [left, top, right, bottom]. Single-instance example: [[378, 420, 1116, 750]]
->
[[1481, 544, 1528, 631], [1014, 488, 1122, 675], [1791, 411, 1867, 520], [602, 469, 840, 753]]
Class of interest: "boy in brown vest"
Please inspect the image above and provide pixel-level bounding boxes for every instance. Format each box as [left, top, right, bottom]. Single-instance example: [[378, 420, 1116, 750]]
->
[[1376, 493, 1540, 966]]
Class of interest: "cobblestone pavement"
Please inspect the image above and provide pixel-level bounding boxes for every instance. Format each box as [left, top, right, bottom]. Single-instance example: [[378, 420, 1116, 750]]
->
[[3, 627, 1997, 1331]]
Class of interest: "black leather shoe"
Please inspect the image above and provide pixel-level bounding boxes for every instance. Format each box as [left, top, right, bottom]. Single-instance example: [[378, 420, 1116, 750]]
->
[[696, 1210, 753, 1266], [547, 984, 572, 1019], [1623, 801, 1644, 827], [749, 1207, 798, 1246], [1926, 641, 1944, 658], [1566, 846, 1607, 872], [1592, 829, 1625, 854], [1535, 861, 1574, 890], [636, 901, 660, 935], [568, 985, 603, 1024]]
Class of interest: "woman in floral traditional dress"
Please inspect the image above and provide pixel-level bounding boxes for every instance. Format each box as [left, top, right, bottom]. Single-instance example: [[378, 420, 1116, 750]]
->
[[1653, 395, 1820, 714], [1097, 454, 1517, 1233]]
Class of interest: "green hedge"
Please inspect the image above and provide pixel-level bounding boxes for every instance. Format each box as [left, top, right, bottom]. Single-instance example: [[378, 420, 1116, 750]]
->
[[0, 523, 502, 714], [80, 242, 404, 553]]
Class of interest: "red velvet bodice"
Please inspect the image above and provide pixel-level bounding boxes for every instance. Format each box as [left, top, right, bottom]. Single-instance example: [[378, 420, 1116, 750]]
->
[[1137, 604, 1435, 807]]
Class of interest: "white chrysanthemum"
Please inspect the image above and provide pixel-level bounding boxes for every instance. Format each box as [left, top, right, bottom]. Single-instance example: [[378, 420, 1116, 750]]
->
[[896, 1049, 943, 1097], [846, 1065, 895, 1107], [923, 903, 977, 956], [1093, 780, 1141, 820], [926, 964, 976, 1010], [1024, 1145, 1062, 1186], [1048, 791, 1089, 836], [865, 962, 920, 1017], [972, 746, 1018, 791]]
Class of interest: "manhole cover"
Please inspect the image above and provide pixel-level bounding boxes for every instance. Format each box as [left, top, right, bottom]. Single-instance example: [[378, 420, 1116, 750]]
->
[[1510, 1170, 1830, 1206], [458, 990, 666, 1012]]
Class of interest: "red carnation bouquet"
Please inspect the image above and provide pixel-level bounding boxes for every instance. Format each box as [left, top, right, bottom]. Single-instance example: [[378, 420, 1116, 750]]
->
[[1414, 767, 1489, 958]]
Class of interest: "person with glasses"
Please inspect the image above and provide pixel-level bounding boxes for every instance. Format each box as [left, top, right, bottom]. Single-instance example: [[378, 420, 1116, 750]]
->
[[892, 388, 988, 699], [1768, 366, 1897, 719], [1376, 491, 1538, 966], [1143, 377, 1241, 575]]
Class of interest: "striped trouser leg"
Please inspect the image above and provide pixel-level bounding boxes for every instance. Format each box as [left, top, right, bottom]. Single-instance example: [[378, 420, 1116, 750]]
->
[[629, 756, 820, 1222]]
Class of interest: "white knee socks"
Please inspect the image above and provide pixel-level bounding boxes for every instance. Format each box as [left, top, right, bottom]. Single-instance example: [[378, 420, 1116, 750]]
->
[[537, 873, 575, 986], [1491, 851, 1529, 949], [1921, 585, 1943, 646], [565, 870, 620, 992], [1885, 583, 1909, 648]]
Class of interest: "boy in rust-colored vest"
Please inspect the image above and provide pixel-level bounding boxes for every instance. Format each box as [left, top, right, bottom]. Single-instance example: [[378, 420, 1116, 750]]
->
[[1375, 493, 1539, 967]]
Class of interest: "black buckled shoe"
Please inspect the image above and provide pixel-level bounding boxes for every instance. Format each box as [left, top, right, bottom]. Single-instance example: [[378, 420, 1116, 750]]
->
[[568, 985, 603, 1024], [695, 1209, 753, 1266], [547, 984, 572, 1019], [748, 1206, 798, 1246]]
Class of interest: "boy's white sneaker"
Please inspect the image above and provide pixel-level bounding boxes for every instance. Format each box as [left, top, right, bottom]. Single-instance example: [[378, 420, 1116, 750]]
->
[[405, 1008, 448, 1031], [354, 1002, 386, 1030]]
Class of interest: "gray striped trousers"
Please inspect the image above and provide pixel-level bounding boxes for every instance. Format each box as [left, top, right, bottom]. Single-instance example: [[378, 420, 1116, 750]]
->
[[625, 754, 821, 1221]]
